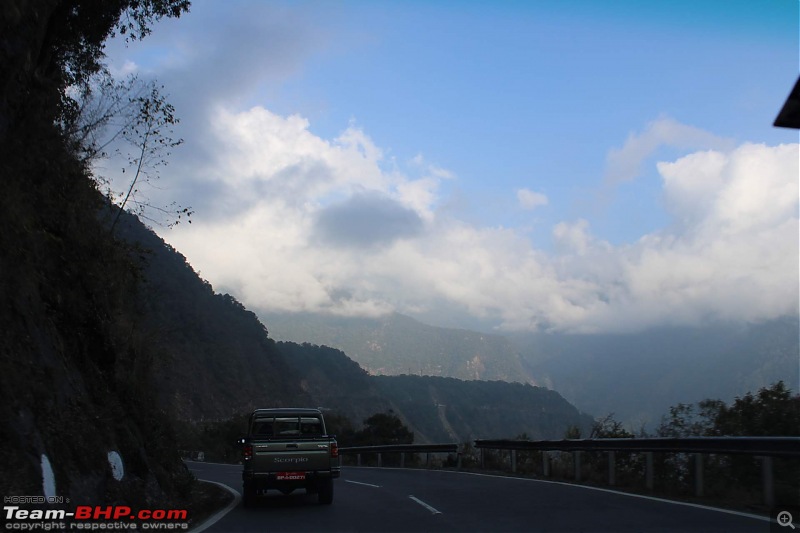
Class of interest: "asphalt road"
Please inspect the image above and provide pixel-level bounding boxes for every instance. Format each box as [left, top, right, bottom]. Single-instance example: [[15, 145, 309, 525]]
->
[[186, 461, 772, 532]]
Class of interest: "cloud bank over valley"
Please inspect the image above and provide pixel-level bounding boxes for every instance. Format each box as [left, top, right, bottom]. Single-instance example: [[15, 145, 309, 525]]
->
[[132, 107, 797, 333], [98, 2, 799, 334]]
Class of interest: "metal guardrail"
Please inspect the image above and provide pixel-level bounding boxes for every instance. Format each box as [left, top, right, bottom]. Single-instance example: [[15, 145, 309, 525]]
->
[[336, 437, 798, 507], [340, 443, 458, 455], [339, 443, 459, 468], [474, 437, 800, 457], [473, 436, 800, 508]]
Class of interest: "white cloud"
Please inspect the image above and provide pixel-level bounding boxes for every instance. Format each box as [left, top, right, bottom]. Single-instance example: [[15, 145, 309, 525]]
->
[[98, 3, 798, 335], [605, 116, 735, 185], [157, 106, 798, 334], [517, 188, 549, 210], [109, 60, 138, 78], [607, 143, 799, 330], [553, 219, 592, 255]]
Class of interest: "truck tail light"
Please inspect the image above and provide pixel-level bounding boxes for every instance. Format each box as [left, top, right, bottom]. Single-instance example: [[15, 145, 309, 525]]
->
[[243, 444, 253, 461], [330, 442, 339, 459]]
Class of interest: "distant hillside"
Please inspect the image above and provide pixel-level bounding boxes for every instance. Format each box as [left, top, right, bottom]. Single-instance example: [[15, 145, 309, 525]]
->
[[113, 218, 593, 445], [115, 214, 311, 420], [511, 318, 800, 429], [262, 311, 533, 383], [372, 375, 594, 444], [273, 341, 592, 444], [275, 341, 394, 423], [263, 310, 798, 430]]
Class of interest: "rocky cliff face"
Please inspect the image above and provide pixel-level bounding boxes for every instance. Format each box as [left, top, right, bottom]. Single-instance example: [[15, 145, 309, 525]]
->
[[0, 139, 193, 505], [0, 0, 192, 507]]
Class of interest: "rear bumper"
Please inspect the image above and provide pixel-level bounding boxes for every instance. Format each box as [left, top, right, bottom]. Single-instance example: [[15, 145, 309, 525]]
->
[[243, 469, 339, 490]]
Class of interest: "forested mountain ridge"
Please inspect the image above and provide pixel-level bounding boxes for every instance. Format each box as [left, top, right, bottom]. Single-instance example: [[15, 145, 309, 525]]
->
[[116, 210, 594, 441], [275, 342, 592, 443], [372, 375, 594, 443], [114, 213, 311, 420], [265, 310, 799, 430], [275, 342, 394, 423], [262, 311, 533, 383]]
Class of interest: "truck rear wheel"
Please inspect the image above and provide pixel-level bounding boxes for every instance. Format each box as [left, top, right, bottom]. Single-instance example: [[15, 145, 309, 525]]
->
[[318, 479, 333, 505]]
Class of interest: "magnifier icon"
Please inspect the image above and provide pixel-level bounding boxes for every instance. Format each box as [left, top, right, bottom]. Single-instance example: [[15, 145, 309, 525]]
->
[[779, 511, 796, 529]]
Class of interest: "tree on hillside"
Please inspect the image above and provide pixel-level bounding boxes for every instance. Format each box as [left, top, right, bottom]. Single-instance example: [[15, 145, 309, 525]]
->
[[64, 71, 192, 232], [1, 0, 191, 504], [652, 382, 799, 501], [355, 411, 414, 446], [110, 81, 188, 232], [590, 413, 635, 438], [3, 1, 190, 138], [712, 381, 800, 436], [656, 399, 724, 438], [320, 412, 357, 446], [656, 381, 799, 438]]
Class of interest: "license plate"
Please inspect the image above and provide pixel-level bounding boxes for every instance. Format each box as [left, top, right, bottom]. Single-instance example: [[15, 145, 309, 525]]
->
[[276, 472, 306, 481]]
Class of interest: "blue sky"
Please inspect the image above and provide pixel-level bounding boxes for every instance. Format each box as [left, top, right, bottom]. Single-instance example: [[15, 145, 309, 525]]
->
[[100, 0, 799, 333], [272, 1, 797, 240]]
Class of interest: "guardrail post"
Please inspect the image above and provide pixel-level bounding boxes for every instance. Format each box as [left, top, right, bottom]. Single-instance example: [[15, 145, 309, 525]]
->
[[461, 437, 799, 500], [378, 453, 382, 467], [761, 456, 775, 508], [608, 451, 616, 486], [357, 453, 361, 467], [694, 453, 703, 497], [457, 452, 462, 470], [426, 452, 431, 468], [645, 452, 654, 491], [512, 450, 517, 473], [400, 452, 405, 468]]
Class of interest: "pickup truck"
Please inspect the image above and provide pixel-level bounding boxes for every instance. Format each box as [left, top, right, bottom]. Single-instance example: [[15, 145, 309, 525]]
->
[[240, 408, 340, 506]]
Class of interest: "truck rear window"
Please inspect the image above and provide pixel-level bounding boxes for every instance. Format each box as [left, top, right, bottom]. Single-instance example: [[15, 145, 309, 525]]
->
[[252, 416, 324, 438]]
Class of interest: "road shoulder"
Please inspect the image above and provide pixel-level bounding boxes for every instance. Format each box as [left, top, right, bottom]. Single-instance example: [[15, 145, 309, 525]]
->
[[189, 479, 240, 532]]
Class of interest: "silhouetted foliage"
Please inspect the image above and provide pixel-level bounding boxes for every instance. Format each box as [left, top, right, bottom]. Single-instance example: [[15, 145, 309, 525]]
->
[[0, 0, 191, 506], [656, 400, 725, 438], [713, 381, 800, 437], [112, 212, 311, 420], [569, 383, 800, 506], [590, 413, 636, 438], [355, 411, 414, 446], [320, 412, 357, 444]]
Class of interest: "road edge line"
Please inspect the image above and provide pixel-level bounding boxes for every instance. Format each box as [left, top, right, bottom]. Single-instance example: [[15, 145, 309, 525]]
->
[[346, 466, 772, 523], [190, 479, 241, 533], [345, 479, 382, 488], [185, 459, 241, 467], [409, 495, 442, 515]]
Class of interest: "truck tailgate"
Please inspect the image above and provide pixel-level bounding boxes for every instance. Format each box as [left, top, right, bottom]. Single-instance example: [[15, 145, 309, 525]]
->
[[251, 440, 333, 472]]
